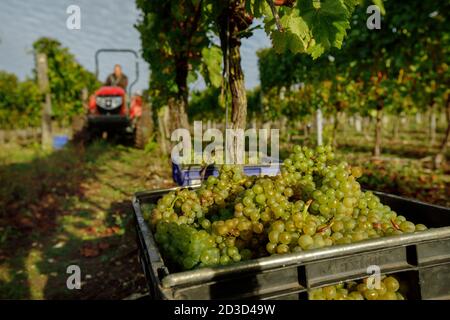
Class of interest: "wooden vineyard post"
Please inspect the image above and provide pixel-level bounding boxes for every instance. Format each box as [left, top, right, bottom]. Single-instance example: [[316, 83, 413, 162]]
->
[[157, 106, 171, 155], [373, 107, 383, 157], [82, 87, 89, 111], [355, 114, 362, 132], [316, 107, 323, 146], [36, 53, 53, 151], [429, 103, 436, 145]]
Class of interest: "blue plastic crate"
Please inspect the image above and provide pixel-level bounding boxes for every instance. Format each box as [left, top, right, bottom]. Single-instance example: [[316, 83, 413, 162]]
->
[[53, 135, 69, 150], [172, 158, 282, 186]]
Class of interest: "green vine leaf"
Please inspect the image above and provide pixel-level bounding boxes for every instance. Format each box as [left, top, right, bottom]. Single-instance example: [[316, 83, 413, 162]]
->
[[261, 0, 359, 58], [201, 46, 223, 88]]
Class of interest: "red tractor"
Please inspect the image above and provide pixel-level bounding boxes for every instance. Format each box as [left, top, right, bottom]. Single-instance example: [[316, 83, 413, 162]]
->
[[73, 49, 152, 148]]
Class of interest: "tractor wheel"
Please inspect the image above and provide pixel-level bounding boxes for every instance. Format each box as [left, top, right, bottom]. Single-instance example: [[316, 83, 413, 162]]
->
[[135, 104, 153, 149], [72, 114, 90, 145]]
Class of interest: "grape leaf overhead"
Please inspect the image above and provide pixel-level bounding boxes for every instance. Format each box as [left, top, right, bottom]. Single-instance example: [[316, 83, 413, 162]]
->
[[299, 0, 355, 57], [252, 0, 361, 58]]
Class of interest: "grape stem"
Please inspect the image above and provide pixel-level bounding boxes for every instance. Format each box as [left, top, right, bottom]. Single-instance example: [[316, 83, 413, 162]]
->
[[390, 218, 401, 230], [266, 0, 284, 32], [373, 222, 381, 230], [317, 219, 334, 234], [170, 196, 181, 210], [302, 199, 313, 221]]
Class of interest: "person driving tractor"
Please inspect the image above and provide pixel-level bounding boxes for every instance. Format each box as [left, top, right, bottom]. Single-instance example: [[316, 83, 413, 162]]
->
[[105, 64, 128, 90]]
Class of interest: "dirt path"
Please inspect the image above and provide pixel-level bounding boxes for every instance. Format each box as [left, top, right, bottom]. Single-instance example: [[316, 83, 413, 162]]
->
[[0, 141, 174, 299]]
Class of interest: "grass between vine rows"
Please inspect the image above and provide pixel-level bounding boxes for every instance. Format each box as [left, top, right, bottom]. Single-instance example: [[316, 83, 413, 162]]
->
[[0, 140, 174, 299]]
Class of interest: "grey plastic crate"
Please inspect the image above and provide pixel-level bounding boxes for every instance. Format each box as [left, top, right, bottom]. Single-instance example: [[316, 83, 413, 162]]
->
[[132, 187, 450, 300]]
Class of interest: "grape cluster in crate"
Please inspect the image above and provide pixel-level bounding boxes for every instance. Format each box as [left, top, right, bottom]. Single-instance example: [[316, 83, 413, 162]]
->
[[148, 145, 428, 285]]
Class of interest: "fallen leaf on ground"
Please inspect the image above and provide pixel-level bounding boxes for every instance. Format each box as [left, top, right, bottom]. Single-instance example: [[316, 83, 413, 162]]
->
[[98, 242, 110, 250], [80, 245, 100, 257]]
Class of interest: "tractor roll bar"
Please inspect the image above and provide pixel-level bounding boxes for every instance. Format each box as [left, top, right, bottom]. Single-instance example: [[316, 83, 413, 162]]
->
[[95, 49, 140, 96]]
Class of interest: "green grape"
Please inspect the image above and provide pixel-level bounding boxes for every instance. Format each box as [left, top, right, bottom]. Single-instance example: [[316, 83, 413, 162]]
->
[[379, 291, 398, 300], [302, 225, 315, 236], [231, 253, 241, 262], [279, 232, 292, 244], [356, 283, 367, 293], [260, 211, 271, 222], [225, 237, 235, 247], [235, 203, 244, 212], [285, 220, 296, 232], [400, 221, 415, 233], [252, 222, 264, 234], [363, 289, 379, 300], [284, 159, 293, 167], [348, 291, 364, 300], [237, 220, 249, 231], [215, 236, 224, 244], [293, 145, 302, 153], [383, 276, 400, 292], [351, 231, 365, 242], [255, 194, 266, 205], [298, 235, 314, 249], [351, 167, 363, 178], [328, 198, 338, 209], [252, 184, 263, 194], [201, 219, 211, 229], [216, 224, 228, 236], [331, 232, 343, 242], [319, 204, 331, 216], [313, 234, 325, 248], [396, 292, 405, 300], [322, 286, 337, 299], [276, 244, 289, 254], [268, 230, 280, 244], [250, 211, 260, 222], [284, 187, 294, 197], [332, 220, 344, 233], [344, 219, 356, 231], [368, 199, 378, 209], [243, 197, 253, 207], [271, 220, 285, 232], [310, 202, 320, 213], [343, 197, 354, 208], [273, 206, 285, 219], [227, 246, 239, 257], [415, 224, 427, 231], [266, 242, 277, 254], [376, 282, 387, 296]]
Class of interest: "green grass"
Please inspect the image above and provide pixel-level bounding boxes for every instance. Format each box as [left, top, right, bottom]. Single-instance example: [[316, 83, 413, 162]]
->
[[0, 142, 46, 165], [0, 139, 174, 299]]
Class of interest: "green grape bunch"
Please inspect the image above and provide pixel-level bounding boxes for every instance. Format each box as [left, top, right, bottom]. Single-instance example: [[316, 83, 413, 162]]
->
[[149, 145, 428, 272], [309, 275, 405, 300]]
